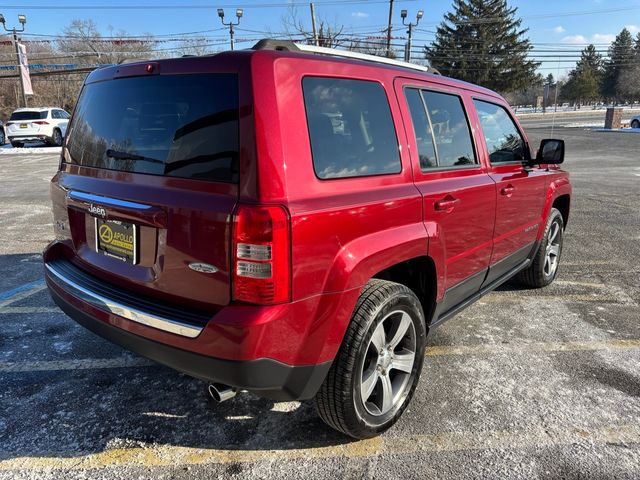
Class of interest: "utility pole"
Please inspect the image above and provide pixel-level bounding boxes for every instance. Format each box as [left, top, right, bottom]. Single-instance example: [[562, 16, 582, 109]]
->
[[310, 3, 319, 46], [0, 13, 27, 107], [401, 9, 423, 63], [386, 0, 394, 58], [217, 8, 243, 51]]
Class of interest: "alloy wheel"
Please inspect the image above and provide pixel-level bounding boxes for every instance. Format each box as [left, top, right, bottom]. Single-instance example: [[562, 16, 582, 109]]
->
[[360, 310, 417, 416], [544, 220, 562, 278]]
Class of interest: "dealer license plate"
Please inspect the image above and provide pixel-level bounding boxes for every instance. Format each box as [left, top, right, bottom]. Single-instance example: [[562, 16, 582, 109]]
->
[[95, 218, 137, 264]]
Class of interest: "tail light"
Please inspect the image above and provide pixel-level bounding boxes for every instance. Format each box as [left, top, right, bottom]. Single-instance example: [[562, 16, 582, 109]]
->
[[232, 204, 291, 305], [33, 121, 49, 125]]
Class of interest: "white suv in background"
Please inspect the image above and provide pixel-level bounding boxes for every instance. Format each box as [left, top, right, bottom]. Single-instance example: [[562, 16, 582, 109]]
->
[[6, 107, 71, 148]]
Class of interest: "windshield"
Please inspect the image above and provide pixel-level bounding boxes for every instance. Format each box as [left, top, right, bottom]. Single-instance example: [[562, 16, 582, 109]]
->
[[66, 73, 239, 183], [10, 111, 48, 121]]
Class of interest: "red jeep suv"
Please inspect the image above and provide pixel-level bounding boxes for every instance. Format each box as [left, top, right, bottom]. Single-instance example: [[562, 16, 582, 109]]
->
[[44, 40, 571, 439]]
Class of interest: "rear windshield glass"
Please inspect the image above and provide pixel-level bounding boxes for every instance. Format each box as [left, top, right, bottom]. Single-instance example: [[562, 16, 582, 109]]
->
[[66, 74, 239, 183], [10, 111, 47, 121]]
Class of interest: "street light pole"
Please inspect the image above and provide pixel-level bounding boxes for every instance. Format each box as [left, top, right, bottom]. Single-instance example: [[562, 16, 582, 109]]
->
[[217, 8, 243, 51], [0, 13, 27, 107], [401, 9, 423, 63]]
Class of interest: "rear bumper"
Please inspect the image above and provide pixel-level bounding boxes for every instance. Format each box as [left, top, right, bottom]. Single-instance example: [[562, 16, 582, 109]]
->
[[8, 134, 49, 141], [42, 246, 359, 400], [48, 281, 332, 401]]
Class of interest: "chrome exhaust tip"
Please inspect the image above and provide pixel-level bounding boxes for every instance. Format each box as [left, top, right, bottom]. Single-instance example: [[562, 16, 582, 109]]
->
[[208, 383, 237, 402]]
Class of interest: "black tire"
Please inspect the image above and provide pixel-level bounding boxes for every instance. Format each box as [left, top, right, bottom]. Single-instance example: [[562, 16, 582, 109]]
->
[[10, 141, 24, 148], [49, 129, 63, 147], [517, 208, 564, 288], [632, 120, 640, 129], [0, 129, 5, 146], [315, 279, 427, 439]]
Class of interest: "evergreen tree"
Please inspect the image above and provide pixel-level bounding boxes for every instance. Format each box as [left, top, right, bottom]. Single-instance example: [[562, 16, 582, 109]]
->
[[424, 0, 539, 92], [617, 33, 640, 102], [545, 73, 555, 86], [562, 44, 603, 105], [602, 28, 635, 102]]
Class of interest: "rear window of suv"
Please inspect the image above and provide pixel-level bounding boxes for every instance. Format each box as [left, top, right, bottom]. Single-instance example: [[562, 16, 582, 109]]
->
[[66, 74, 239, 183], [302, 77, 401, 180], [10, 111, 48, 121]]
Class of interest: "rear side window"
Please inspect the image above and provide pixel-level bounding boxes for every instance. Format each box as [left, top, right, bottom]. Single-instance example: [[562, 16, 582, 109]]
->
[[404, 89, 476, 170], [10, 111, 47, 121], [302, 77, 401, 179], [66, 74, 239, 183], [473, 100, 528, 163]]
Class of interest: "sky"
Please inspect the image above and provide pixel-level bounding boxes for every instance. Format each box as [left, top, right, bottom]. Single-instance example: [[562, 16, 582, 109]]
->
[[3, 0, 640, 76]]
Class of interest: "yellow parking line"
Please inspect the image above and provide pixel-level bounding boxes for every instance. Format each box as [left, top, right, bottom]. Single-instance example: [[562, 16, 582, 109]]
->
[[553, 280, 607, 288], [1, 339, 638, 374], [561, 261, 615, 266], [426, 339, 640, 357], [1, 424, 638, 470], [0, 357, 155, 373], [0, 307, 59, 314], [479, 294, 621, 303]]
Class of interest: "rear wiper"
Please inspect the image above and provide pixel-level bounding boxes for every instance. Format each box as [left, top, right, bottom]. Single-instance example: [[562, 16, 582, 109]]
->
[[105, 149, 163, 164]]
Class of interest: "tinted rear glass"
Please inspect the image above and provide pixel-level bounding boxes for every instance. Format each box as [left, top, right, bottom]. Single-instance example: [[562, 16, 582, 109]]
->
[[10, 111, 47, 121], [66, 74, 239, 183]]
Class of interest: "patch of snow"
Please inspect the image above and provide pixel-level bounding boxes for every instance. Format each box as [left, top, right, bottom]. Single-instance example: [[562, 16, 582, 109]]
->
[[0, 142, 61, 154], [564, 122, 603, 128], [592, 128, 640, 134]]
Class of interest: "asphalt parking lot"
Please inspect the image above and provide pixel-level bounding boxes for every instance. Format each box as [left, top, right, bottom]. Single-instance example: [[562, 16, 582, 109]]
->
[[0, 127, 639, 479]]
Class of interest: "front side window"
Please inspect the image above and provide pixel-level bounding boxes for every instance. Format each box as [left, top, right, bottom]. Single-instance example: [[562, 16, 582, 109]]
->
[[404, 88, 477, 170], [422, 91, 476, 168], [474, 100, 528, 164], [303, 77, 401, 179]]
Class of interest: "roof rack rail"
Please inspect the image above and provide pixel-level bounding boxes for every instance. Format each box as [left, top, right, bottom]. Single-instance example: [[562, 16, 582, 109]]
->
[[252, 39, 440, 75]]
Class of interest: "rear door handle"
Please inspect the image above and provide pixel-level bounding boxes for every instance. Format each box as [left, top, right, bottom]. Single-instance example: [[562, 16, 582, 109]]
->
[[500, 185, 516, 197], [434, 196, 460, 212]]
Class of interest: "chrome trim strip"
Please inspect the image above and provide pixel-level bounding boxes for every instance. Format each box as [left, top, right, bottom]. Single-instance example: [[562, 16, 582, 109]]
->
[[68, 191, 153, 210], [45, 262, 203, 338]]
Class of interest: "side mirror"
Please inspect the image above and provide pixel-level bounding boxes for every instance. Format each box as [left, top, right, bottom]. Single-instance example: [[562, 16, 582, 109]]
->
[[535, 139, 565, 164]]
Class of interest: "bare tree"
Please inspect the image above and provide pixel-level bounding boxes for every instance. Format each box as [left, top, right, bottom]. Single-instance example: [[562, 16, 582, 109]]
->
[[348, 37, 397, 58], [281, 6, 345, 48], [58, 19, 154, 65], [57, 19, 103, 64], [175, 37, 217, 57]]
